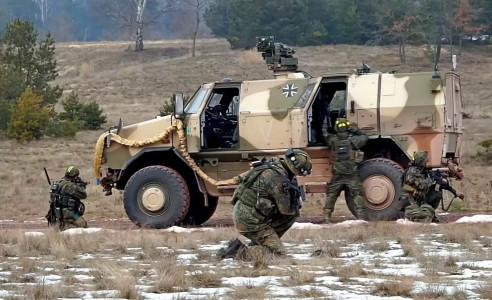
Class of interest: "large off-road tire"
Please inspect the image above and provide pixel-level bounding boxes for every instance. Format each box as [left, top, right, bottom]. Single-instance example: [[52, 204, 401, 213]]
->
[[346, 158, 404, 221], [180, 191, 219, 226], [123, 166, 190, 228]]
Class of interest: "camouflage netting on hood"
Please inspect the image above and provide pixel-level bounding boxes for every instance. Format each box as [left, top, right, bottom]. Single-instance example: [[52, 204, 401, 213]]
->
[[94, 119, 238, 186]]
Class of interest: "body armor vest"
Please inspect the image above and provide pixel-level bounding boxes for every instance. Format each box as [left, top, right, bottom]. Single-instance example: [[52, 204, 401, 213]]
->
[[334, 137, 352, 162]]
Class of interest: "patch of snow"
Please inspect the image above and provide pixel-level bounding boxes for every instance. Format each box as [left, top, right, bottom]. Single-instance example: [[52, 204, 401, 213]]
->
[[396, 219, 438, 226], [24, 231, 45, 237], [0, 220, 13, 223], [222, 276, 289, 286], [62, 228, 103, 235], [120, 256, 137, 261], [455, 214, 492, 223], [164, 226, 214, 233], [177, 253, 198, 265], [458, 260, 492, 269], [289, 253, 313, 260], [126, 247, 142, 251], [199, 244, 224, 251], [335, 220, 368, 226], [291, 222, 325, 230], [37, 274, 62, 285], [72, 274, 94, 281], [67, 268, 92, 273], [371, 263, 424, 277], [142, 287, 233, 300], [78, 254, 95, 260]]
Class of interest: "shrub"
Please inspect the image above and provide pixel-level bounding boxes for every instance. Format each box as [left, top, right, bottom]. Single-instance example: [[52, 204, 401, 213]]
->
[[59, 92, 107, 130], [159, 100, 174, 116], [6, 89, 51, 141], [474, 138, 492, 164]]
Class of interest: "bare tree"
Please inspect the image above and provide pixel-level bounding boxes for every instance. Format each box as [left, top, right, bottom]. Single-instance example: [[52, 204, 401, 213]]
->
[[100, 0, 177, 51], [33, 0, 55, 26], [182, 0, 208, 57]]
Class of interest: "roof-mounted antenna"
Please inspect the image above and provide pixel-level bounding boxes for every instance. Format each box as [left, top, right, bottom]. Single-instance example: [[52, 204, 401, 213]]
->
[[432, 61, 441, 79]]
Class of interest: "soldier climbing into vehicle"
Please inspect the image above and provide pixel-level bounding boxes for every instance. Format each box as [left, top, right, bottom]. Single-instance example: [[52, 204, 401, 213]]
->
[[324, 118, 368, 221], [402, 151, 464, 222], [216, 149, 311, 260], [46, 166, 88, 230]]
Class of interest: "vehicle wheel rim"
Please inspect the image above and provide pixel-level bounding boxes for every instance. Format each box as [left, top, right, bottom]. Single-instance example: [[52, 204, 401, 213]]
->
[[138, 183, 169, 216], [363, 175, 396, 210]]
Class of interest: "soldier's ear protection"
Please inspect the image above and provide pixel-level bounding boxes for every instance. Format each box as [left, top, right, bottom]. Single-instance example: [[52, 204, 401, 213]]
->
[[285, 149, 312, 176]]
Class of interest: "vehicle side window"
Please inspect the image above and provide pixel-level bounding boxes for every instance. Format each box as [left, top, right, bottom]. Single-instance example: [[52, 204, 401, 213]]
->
[[330, 90, 346, 111], [185, 88, 208, 114]]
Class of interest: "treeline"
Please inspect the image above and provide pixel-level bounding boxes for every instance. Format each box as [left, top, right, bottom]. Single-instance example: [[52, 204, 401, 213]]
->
[[205, 0, 491, 55], [0, 0, 209, 42]]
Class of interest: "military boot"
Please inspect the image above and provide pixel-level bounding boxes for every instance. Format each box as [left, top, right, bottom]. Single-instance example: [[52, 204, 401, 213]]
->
[[323, 209, 333, 223], [216, 238, 244, 260]]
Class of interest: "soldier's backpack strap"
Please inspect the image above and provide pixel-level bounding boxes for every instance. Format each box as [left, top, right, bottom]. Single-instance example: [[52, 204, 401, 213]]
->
[[230, 164, 271, 205]]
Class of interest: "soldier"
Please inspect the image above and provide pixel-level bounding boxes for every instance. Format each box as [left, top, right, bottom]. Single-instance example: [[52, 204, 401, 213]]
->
[[402, 151, 464, 222], [217, 149, 312, 259], [324, 118, 368, 221], [47, 166, 88, 230]]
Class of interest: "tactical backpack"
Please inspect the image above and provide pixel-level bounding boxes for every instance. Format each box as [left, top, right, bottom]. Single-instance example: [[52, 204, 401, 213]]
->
[[230, 164, 272, 206]]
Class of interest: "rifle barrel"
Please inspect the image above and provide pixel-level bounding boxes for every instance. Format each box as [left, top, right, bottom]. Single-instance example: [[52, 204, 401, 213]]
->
[[43, 167, 52, 185]]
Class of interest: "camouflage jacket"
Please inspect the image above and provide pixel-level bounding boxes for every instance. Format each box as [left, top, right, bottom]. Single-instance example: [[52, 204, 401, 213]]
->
[[236, 160, 299, 217], [58, 177, 87, 201], [325, 127, 368, 175], [403, 166, 433, 196]]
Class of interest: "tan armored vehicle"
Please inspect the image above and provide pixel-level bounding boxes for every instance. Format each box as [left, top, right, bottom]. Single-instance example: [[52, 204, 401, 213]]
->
[[94, 37, 464, 228]]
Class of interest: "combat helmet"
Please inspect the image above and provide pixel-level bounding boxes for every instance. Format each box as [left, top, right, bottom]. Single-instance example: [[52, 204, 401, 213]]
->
[[412, 151, 428, 167], [65, 165, 80, 178], [284, 149, 312, 176], [335, 118, 351, 138]]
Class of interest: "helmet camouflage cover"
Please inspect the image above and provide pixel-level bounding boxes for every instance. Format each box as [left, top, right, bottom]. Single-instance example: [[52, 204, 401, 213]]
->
[[284, 149, 312, 176], [65, 165, 80, 178], [412, 151, 428, 166]]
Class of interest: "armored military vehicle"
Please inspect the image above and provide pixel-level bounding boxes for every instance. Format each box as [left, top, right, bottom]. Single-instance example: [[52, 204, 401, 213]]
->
[[94, 36, 464, 228]]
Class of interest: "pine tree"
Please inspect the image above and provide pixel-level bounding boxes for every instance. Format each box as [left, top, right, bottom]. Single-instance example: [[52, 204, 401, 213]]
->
[[6, 88, 51, 141]]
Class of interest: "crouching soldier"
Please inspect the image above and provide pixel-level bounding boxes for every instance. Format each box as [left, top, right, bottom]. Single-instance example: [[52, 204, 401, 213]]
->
[[46, 166, 88, 230], [401, 151, 434, 222], [217, 149, 312, 260]]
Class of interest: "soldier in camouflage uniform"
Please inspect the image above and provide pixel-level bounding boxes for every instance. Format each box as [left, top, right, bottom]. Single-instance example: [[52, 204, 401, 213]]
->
[[400, 151, 435, 222], [47, 166, 88, 230], [324, 118, 368, 220], [218, 149, 312, 259]]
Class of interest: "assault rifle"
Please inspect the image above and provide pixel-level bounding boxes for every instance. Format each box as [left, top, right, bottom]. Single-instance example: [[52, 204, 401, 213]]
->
[[427, 169, 464, 212]]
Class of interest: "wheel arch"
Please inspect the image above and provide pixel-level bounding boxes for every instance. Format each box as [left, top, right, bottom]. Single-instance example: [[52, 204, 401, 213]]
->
[[116, 147, 204, 200], [363, 136, 411, 168]]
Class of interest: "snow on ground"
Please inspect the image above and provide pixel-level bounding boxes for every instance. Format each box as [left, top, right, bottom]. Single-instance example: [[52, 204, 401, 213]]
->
[[455, 214, 492, 223], [2, 218, 492, 299]]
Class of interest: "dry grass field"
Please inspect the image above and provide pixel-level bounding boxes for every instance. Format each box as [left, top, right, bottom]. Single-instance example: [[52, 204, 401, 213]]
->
[[0, 38, 491, 223], [0, 221, 491, 299]]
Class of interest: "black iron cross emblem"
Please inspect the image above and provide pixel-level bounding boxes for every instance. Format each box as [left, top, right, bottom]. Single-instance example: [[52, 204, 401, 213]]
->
[[282, 84, 298, 98]]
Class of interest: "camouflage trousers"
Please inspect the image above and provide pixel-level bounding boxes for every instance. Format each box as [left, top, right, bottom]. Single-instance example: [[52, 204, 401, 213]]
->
[[324, 173, 365, 219], [233, 202, 297, 255]]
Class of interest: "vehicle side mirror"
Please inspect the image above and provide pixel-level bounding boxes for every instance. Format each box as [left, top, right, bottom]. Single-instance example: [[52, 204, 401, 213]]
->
[[173, 92, 184, 119], [350, 100, 355, 115]]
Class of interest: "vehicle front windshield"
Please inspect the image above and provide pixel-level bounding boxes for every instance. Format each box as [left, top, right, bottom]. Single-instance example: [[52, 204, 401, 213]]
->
[[185, 87, 208, 114]]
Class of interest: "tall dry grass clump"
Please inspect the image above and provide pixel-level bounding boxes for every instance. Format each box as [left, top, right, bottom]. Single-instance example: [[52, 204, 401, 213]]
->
[[104, 265, 142, 299], [230, 285, 266, 299], [372, 280, 414, 297], [152, 255, 188, 293]]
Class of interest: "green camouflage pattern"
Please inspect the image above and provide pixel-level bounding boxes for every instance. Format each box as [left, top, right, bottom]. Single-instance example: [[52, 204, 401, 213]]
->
[[233, 161, 300, 255], [55, 178, 88, 230], [402, 166, 433, 201], [404, 203, 435, 222], [324, 173, 365, 219], [324, 123, 367, 219]]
